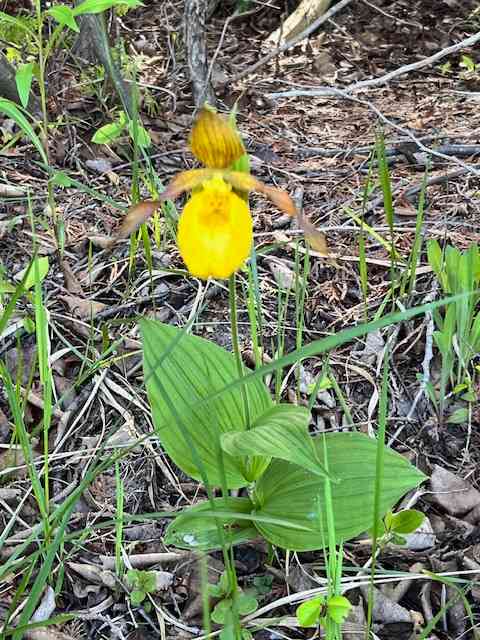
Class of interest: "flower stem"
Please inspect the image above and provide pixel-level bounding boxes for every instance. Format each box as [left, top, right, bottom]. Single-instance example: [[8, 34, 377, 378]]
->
[[228, 274, 250, 428]]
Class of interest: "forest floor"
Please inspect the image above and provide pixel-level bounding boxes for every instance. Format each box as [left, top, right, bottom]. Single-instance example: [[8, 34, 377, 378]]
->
[[1, 0, 480, 638]]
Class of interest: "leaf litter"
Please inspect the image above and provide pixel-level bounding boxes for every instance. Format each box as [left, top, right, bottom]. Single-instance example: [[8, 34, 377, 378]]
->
[[0, 0, 480, 638]]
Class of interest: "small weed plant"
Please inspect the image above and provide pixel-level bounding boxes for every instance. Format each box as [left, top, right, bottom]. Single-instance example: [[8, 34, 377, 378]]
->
[[427, 240, 480, 422]]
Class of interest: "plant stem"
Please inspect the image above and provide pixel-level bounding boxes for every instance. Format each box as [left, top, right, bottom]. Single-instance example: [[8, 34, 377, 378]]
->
[[229, 274, 250, 428]]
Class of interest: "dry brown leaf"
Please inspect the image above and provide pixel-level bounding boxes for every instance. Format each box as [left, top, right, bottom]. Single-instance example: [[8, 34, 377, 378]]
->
[[68, 562, 116, 587], [262, 185, 298, 216], [87, 235, 114, 249], [60, 260, 83, 295], [59, 294, 106, 320], [429, 465, 480, 515], [269, 260, 295, 290], [299, 216, 329, 256]]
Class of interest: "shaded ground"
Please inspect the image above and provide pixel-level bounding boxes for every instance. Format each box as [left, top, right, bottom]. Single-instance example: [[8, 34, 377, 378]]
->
[[1, 0, 480, 638]]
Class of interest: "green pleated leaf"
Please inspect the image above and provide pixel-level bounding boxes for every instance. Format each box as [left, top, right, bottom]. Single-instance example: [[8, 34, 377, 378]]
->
[[221, 404, 329, 478], [164, 497, 257, 551], [252, 432, 426, 551], [141, 319, 272, 488]]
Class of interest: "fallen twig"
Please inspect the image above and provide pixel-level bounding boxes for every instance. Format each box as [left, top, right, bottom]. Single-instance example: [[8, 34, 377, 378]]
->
[[268, 31, 480, 98]]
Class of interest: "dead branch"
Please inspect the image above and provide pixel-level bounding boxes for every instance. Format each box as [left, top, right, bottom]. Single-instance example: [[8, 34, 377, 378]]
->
[[184, 0, 215, 107], [267, 0, 332, 46], [268, 31, 480, 98], [230, 0, 354, 82]]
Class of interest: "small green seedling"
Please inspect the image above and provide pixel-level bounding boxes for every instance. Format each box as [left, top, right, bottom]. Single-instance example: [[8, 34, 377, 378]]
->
[[427, 240, 480, 421], [372, 508, 425, 547], [252, 575, 273, 596], [459, 54, 480, 78], [296, 594, 351, 628], [92, 109, 151, 148], [125, 569, 157, 607], [209, 571, 258, 640]]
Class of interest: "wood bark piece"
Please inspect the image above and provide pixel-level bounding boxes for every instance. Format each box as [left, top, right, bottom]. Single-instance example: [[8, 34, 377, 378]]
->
[[0, 52, 40, 114], [232, 0, 353, 82], [267, 0, 332, 46], [184, 0, 215, 107]]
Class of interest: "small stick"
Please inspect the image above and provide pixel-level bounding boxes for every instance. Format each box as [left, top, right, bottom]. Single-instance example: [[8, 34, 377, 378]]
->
[[268, 31, 480, 98]]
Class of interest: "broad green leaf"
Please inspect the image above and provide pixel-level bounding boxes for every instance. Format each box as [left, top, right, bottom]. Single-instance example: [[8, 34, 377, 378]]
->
[[296, 597, 324, 627], [385, 509, 424, 534], [92, 120, 125, 145], [16, 256, 49, 290], [47, 5, 79, 32], [253, 432, 426, 551], [237, 593, 258, 615], [212, 599, 232, 624], [73, 0, 143, 15], [164, 497, 257, 551], [221, 404, 330, 478], [0, 99, 47, 164], [446, 407, 468, 424], [50, 171, 73, 187], [141, 319, 272, 488], [327, 595, 351, 624], [15, 62, 34, 109], [130, 590, 145, 605]]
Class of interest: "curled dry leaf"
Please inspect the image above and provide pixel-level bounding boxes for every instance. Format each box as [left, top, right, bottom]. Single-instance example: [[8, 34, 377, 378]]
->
[[60, 260, 83, 295], [359, 584, 412, 623], [88, 235, 115, 250], [68, 562, 116, 588], [153, 570, 173, 591], [0, 183, 25, 197], [100, 552, 187, 570], [269, 259, 295, 290], [59, 294, 107, 320]]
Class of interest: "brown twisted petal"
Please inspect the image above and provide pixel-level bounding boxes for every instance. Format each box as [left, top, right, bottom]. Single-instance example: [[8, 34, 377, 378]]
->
[[189, 108, 245, 169], [224, 171, 298, 217], [224, 170, 328, 254], [110, 169, 215, 245]]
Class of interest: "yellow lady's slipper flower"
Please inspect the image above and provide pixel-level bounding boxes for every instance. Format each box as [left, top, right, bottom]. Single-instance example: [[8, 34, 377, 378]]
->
[[177, 175, 252, 279], [110, 107, 318, 275]]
